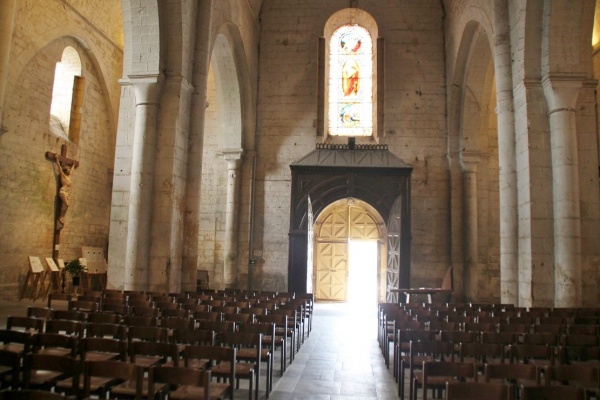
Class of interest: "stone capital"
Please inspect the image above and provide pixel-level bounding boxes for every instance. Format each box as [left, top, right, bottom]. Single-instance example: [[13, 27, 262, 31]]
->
[[127, 74, 164, 106], [220, 148, 244, 169], [542, 73, 585, 113], [460, 151, 480, 172]]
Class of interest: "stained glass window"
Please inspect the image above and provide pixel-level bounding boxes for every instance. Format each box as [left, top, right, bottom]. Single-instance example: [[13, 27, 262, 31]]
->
[[328, 24, 373, 137]]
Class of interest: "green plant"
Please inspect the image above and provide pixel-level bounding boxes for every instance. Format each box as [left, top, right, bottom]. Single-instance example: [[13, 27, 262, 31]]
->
[[64, 258, 87, 277]]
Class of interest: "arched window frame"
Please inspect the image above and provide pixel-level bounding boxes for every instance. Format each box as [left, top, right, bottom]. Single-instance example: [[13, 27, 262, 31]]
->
[[320, 9, 381, 143], [49, 46, 85, 143]]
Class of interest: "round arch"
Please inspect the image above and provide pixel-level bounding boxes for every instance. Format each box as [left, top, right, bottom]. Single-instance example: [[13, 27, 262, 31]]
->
[[313, 197, 386, 304]]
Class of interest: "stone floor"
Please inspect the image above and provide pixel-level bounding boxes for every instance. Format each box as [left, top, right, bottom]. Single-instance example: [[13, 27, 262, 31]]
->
[[0, 299, 401, 400]]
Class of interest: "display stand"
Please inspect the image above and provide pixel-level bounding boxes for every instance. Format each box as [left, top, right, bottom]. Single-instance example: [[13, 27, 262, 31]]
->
[[45, 257, 63, 294], [81, 246, 107, 291], [19, 256, 46, 301]]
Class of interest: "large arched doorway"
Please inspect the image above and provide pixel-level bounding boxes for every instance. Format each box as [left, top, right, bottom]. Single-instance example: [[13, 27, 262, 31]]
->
[[288, 144, 412, 297], [313, 198, 385, 305]]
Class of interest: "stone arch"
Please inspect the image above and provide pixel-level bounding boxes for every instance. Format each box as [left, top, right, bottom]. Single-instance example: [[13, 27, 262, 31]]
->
[[447, 19, 500, 302], [312, 197, 386, 303]]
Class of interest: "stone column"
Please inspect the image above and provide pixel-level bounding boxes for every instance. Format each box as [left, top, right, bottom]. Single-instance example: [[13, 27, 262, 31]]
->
[[0, 0, 16, 132], [542, 74, 584, 307], [492, 0, 518, 305], [124, 75, 163, 291], [222, 149, 244, 288], [461, 152, 480, 300]]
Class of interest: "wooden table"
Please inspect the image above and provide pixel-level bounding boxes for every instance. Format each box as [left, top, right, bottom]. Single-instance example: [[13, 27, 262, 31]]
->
[[389, 288, 452, 304]]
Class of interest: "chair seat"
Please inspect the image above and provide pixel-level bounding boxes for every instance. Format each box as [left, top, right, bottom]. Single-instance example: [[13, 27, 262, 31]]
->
[[111, 377, 163, 397], [133, 355, 163, 368], [83, 351, 121, 362], [28, 370, 66, 386], [56, 374, 112, 392], [186, 358, 210, 370], [213, 361, 255, 377], [169, 384, 208, 400], [209, 382, 231, 400], [35, 348, 73, 357]]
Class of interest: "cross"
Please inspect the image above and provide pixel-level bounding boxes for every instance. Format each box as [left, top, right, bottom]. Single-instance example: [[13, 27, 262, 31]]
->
[[45, 144, 79, 261]]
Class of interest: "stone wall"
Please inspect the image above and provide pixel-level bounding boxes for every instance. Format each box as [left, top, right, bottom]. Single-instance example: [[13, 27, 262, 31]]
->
[[0, 0, 122, 299]]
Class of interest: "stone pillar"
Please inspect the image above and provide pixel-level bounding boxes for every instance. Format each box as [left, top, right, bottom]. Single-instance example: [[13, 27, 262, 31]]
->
[[222, 149, 244, 288], [542, 74, 584, 307], [492, 0, 518, 305], [461, 152, 480, 300], [124, 75, 163, 291], [0, 0, 16, 132]]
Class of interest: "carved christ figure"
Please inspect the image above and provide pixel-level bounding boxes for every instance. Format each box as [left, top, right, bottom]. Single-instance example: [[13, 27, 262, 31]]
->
[[55, 157, 73, 225]]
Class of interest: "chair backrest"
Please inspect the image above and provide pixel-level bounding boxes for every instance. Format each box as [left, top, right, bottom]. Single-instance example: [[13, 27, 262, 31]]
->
[[0, 349, 20, 386], [31, 332, 78, 357], [88, 312, 122, 325], [158, 317, 194, 331], [127, 326, 169, 343], [26, 307, 53, 320], [85, 322, 127, 339], [80, 337, 128, 361], [83, 360, 143, 399], [545, 364, 600, 387], [148, 366, 211, 400], [0, 390, 67, 400], [193, 311, 222, 321], [172, 328, 216, 346], [6, 316, 44, 333], [123, 315, 157, 327], [459, 342, 505, 364], [510, 344, 555, 366], [521, 385, 585, 400], [198, 320, 235, 333], [129, 341, 179, 366], [484, 363, 539, 385], [421, 361, 477, 400], [23, 353, 78, 389], [44, 319, 83, 337], [47, 293, 70, 309], [51, 310, 86, 322], [445, 382, 510, 400]]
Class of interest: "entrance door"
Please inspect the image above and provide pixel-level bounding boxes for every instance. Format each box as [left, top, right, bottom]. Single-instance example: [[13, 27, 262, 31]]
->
[[314, 198, 384, 302]]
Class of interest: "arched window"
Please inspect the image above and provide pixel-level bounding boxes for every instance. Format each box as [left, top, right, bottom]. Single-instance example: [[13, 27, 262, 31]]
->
[[321, 9, 380, 142], [329, 24, 372, 137], [49, 46, 84, 143]]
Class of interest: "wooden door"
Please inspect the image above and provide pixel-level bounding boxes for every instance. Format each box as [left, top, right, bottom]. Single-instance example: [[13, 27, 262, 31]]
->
[[315, 242, 348, 300], [386, 196, 402, 302]]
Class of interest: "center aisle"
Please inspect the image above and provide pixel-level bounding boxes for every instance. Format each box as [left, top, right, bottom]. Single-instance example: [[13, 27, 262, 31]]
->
[[268, 302, 398, 400]]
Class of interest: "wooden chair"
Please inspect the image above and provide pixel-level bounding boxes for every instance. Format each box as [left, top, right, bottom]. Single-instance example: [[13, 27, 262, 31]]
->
[[79, 337, 127, 362], [395, 329, 435, 381], [401, 340, 454, 400], [183, 345, 235, 400], [459, 342, 505, 374], [82, 360, 143, 400], [46, 293, 70, 310], [26, 307, 53, 320], [485, 363, 539, 400], [238, 322, 275, 395], [545, 364, 600, 399], [216, 331, 262, 400], [0, 329, 31, 357], [22, 353, 78, 394], [44, 319, 84, 337], [51, 309, 86, 322], [194, 311, 223, 322], [445, 382, 511, 400], [128, 341, 180, 369], [6, 316, 44, 333], [0, 390, 68, 400], [412, 361, 477, 400], [520, 385, 585, 400], [257, 314, 293, 370], [85, 322, 127, 339], [510, 344, 555, 370], [0, 349, 20, 389], [148, 366, 211, 400], [88, 311, 122, 325], [123, 315, 157, 327], [31, 332, 78, 357], [127, 326, 168, 344]]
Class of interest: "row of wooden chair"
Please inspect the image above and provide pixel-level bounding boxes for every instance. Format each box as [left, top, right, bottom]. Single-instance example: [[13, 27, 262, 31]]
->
[[404, 359, 596, 400]]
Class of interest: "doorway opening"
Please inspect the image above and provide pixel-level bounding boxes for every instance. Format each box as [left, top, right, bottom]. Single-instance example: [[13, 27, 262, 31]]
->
[[348, 239, 378, 308], [313, 198, 386, 305]]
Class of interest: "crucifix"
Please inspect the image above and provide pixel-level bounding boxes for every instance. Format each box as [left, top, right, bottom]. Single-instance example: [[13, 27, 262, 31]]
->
[[45, 144, 79, 261]]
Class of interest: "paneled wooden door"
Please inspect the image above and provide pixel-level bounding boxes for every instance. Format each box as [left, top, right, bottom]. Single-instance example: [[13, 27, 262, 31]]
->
[[314, 200, 382, 301]]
